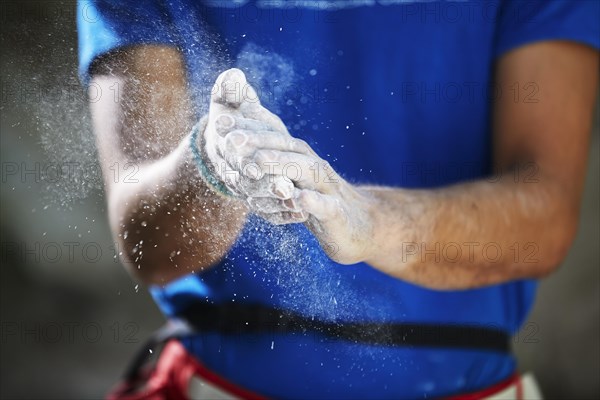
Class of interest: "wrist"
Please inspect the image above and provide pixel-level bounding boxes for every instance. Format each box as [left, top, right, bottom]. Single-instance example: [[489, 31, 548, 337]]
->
[[189, 116, 237, 198], [361, 187, 417, 275], [359, 187, 385, 264]]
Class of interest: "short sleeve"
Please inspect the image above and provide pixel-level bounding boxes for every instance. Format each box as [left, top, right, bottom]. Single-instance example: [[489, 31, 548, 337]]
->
[[77, 0, 179, 85], [494, 0, 600, 58]]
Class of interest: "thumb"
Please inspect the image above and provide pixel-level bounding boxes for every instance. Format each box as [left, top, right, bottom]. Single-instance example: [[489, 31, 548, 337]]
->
[[211, 68, 259, 108]]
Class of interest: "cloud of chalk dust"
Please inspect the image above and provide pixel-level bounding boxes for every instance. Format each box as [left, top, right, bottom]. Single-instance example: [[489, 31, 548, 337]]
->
[[235, 42, 298, 115], [182, 31, 358, 320], [23, 4, 298, 211], [7, 4, 395, 365], [11, 0, 364, 325], [229, 44, 371, 323], [36, 76, 102, 209], [1, 14, 103, 210], [225, 45, 402, 368]]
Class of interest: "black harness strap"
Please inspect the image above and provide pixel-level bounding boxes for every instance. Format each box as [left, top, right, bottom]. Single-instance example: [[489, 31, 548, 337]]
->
[[120, 302, 510, 388], [178, 302, 510, 353]]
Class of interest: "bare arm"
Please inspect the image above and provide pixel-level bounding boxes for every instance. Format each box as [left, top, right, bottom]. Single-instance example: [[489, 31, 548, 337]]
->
[[363, 42, 598, 288], [89, 45, 247, 285], [228, 41, 598, 289]]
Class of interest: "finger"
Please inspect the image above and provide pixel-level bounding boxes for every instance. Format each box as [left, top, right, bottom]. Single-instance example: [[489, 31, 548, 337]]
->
[[214, 114, 236, 137], [247, 196, 301, 213], [256, 211, 309, 225], [240, 104, 288, 133], [222, 130, 313, 168], [269, 176, 296, 199], [232, 131, 316, 157], [210, 69, 288, 135], [250, 150, 338, 192], [215, 115, 274, 137], [237, 174, 295, 199], [296, 189, 340, 222], [211, 68, 251, 108]]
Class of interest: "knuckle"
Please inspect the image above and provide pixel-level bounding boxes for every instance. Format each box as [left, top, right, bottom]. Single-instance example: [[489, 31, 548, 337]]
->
[[244, 134, 260, 149], [255, 149, 276, 164], [297, 190, 310, 203], [223, 132, 238, 148], [254, 150, 266, 164], [216, 113, 235, 128], [224, 130, 250, 153], [240, 159, 263, 179], [291, 138, 307, 150], [299, 190, 318, 209]]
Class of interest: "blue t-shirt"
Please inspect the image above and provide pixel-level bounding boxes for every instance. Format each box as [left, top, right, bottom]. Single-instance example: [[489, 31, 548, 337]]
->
[[78, 1, 599, 398]]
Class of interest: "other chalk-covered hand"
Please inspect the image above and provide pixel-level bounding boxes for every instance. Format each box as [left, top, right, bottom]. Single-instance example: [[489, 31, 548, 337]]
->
[[235, 127, 377, 264]]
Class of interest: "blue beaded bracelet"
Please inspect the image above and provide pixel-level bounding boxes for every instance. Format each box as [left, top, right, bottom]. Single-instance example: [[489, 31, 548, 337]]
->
[[189, 118, 236, 198]]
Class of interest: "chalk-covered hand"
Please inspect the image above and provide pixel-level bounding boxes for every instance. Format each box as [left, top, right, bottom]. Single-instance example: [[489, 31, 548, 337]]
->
[[201, 68, 296, 203], [236, 132, 377, 265]]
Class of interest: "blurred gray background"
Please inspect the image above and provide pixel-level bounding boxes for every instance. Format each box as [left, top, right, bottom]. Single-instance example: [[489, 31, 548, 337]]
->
[[1, 1, 598, 399]]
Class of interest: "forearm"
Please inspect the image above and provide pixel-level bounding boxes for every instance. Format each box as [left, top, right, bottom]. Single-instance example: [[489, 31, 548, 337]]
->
[[362, 43, 597, 290], [89, 47, 249, 285], [364, 173, 578, 289]]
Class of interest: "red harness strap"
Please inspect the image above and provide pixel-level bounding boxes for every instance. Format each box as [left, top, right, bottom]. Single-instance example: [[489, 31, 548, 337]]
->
[[109, 339, 521, 400], [107, 340, 266, 400], [445, 374, 522, 400]]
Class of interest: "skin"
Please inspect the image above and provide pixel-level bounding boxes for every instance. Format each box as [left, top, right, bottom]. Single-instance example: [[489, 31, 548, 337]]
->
[[89, 41, 598, 289], [89, 47, 247, 284], [89, 48, 295, 284]]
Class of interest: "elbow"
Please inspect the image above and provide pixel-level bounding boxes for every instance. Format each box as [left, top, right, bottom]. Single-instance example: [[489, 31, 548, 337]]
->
[[105, 188, 228, 286], [111, 223, 166, 286], [531, 203, 580, 279], [119, 242, 163, 285], [130, 262, 170, 286], [107, 192, 169, 286], [114, 232, 185, 287]]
